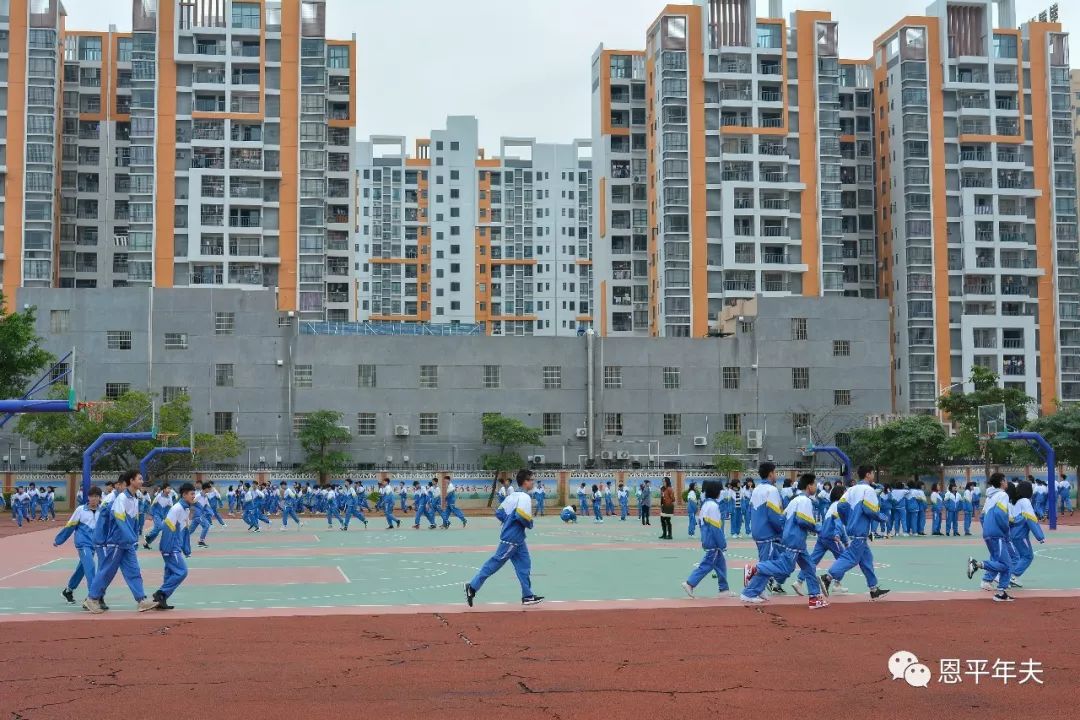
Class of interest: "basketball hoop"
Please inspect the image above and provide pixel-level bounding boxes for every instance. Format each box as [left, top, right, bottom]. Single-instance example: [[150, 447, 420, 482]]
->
[[77, 401, 114, 423], [794, 424, 815, 458]]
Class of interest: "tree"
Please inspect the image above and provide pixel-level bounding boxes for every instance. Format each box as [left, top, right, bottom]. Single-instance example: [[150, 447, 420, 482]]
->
[[480, 413, 543, 507], [712, 432, 745, 475], [842, 426, 885, 471], [938, 366, 1034, 472], [0, 292, 54, 400], [298, 410, 351, 485], [875, 415, 948, 481], [1026, 405, 1080, 472], [15, 389, 244, 473]]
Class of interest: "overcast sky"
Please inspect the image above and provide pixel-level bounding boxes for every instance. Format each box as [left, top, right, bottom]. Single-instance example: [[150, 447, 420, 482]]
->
[[66, 0, 1078, 150]]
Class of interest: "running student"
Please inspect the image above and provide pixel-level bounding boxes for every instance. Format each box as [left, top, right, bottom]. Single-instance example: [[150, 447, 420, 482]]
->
[[1008, 480, 1045, 589], [967, 473, 1015, 602], [681, 480, 729, 598], [152, 482, 196, 610], [54, 486, 102, 604], [794, 484, 848, 596], [465, 469, 543, 607], [379, 478, 402, 529], [84, 470, 158, 613], [749, 462, 787, 596], [441, 476, 468, 528], [742, 474, 829, 609], [819, 465, 891, 600]]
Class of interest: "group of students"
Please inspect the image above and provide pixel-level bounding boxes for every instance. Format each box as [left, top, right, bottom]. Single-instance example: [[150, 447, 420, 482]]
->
[[966, 473, 1049, 602], [3, 484, 58, 526], [54, 471, 198, 614]]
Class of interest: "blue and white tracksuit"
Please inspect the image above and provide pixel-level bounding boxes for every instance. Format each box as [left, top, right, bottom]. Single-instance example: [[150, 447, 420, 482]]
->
[[799, 500, 848, 584], [560, 505, 577, 523], [426, 488, 442, 526], [442, 482, 468, 526], [207, 489, 226, 525], [12, 490, 30, 526], [686, 490, 699, 536], [617, 488, 629, 521], [1058, 480, 1073, 513], [1009, 497, 1045, 578], [889, 488, 908, 534], [905, 490, 919, 535], [737, 487, 752, 536], [325, 489, 344, 527], [144, 491, 174, 545], [745, 494, 821, 598], [826, 482, 887, 589], [194, 491, 213, 542], [929, 491, 943, 534], [343, 488, 368, 529], [719, 488, 735, 531], [398, 486, 408, 513], [750, 481, 785, 564], [381, 485, 400, 527], [54, 505, 99, 593], [604, 486, 615, 516], [979, 490, 1014, 591], [470, 492, 535, 599], [944, 491, 960, 535], [533, 486, 546, 516], [577, 487, 589, 516], [592, 490, 603, 521], [158, 499, 192, 599], [730, 489, 744, 536], [961, 490, 974, 535], [88, 490, 148, 602], [282, 488, 302, 526], [413, 488, 429, 527], [686, 498, 728, 592]]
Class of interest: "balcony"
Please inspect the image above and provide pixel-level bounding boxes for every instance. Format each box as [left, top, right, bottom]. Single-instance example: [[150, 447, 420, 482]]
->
[[762, 251, 789, 264], [762, 279, 790, 292], [193, 69, 226, 84], [229, 213, 261, 228], [759, 142, 787, 156], [1003, 357, 1027, 376], [724, 279, 756, 292], [761, 171, 788, 183], [761, 224, 787, 237]]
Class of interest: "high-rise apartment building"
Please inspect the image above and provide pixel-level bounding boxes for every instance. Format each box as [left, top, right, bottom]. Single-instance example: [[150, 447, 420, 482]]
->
[[592, 0, 878, 337], [0, 0, 66, 296], [874, 0, 1078, 414], [4, 0, 358, 320], [356, 116, 592, 336]]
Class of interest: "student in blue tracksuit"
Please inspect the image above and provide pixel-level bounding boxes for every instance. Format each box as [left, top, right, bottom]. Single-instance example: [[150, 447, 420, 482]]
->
[[877, 485, 892, 537], [241, 483, 258, 531], [398, 483, 409, 513], [1032, 478, 1047, 519], [577, 484, 589, 518], [412, 482, 429, 529], [729, 481, 744, 538], [12, 487, 30, 527], [685, 483, 700, 537], [227, 485, 237, 514], [944, 483, 960, 536], [738, 480, 754, 538], [905, 481, 920, 536], [1058, 473, 1074, 515], [441, 476, 468, 528], [747, 462, 787, 595], [143, 485, 173, 548], [205, 482, 226, 526], [815, 482, 831, 523], [795, 484, 849, 596], [779, 479, 795, 509], [151, 482, 196, 610], [46, 487, 57, 521], [617, 484, 629, 521], [193, 483, 214, 548], [1008, 481, 1045, 587], [967, 473, 1016, 601], [325, 486, 345, 528], [591, 484, 603, 523], [930, 484, 944, 535], [742, 474, 829, 608], [343, 484, 369, 531], [888, 482, 908, 536], [560, 505, 578, 523], [533, 482, 547, 517], [718, 483, 735, 531], [84, 470, 158, 614], [681, 480, 729, 598], [604, 482, 615, 517], [379, 479, 402, 529], [425, 480, 442, 528], [961, 483, 975, 535], [55, 486, 102, 604], [465, 469, 544, 607], [281, 482, 302, 528], [820, 465, 891, 600]]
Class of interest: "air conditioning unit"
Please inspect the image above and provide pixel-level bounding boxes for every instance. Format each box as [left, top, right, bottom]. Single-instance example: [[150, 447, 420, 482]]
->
[[394, 424, 410, 437], [747, 429, 764, 450], [575, 427, 588, 438], [693, 436, 708, 447], [600, 450, 615, 460], [616, 450, 631, 460], [532, 455, 545, 464], [632, 175, 643, 184]]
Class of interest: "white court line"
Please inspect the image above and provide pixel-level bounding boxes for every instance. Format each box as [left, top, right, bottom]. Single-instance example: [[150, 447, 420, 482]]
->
[[337, 566, 351, 584], [0, 559, 59, 584]]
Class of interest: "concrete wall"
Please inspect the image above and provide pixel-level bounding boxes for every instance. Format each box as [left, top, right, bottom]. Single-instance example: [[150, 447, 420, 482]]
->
[[12, 288, 892, 469]]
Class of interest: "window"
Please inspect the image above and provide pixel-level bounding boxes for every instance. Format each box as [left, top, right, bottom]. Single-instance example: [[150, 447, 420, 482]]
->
[[483, 365, 501, 389], [420, 365, 438, 389], [215, 363, 234, 387], [107, 330, 132, 350], [162, 386, 189, 404], [723, 413, 743, 434], [543, 413, 562, 436], [663, 366, 680, 389], [543, 365, 562, 389], [663, 413, 682, 436], [419, 413, 439, 435], [792, 367, 810, 389], [215, 311, 235, 335], [294, 364, 313, 388], [292, 413, 310, 435], [791, 317, 808, 340], [833, 340, 851, 357], [792, 413, 810, 434], [214, 411, 234, 435], [604, 366, 623, 389], [357, 412, 376, 436], [164, 333, 188, 350], [327, 45, 349, 69], [604, 413, 624, 436], [105, 383, 131, 400], [358, 364, 376, 388], [834, 389, 852, 406], [723, 367, 740, 390], [231, 2, 261, 28], [50, 309, 70, 333]]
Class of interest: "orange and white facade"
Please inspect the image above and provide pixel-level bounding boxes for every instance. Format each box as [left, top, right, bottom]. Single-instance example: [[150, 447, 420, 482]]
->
[[592, 0, 878, 337], [874, 0, 1078, 414]]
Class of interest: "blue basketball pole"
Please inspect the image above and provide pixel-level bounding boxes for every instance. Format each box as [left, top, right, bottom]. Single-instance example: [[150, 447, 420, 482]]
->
[[82, 431, 157, 498], [997, 431, 1057, 530], [139, 446, 192, 483], [808, 445, 853, 484]]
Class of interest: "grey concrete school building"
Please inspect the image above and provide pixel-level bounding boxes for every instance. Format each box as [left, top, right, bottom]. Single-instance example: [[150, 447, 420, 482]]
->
[[13, 288, 891, 469]]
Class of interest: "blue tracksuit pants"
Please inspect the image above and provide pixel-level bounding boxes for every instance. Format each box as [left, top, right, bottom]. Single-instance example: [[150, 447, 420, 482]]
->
[[442, 502, 467, 526], [962, 507, 973, 534], [89, 544, 146, 602], [946, 509, 958, 535], [932, 507, 943, 534], [827, 537, 878, 588], [731, 505, 742, 535], [592, 499, 602, 521], [469, 541, 533, 599], [65, 546, 97, 592], [798, 537, 845, 582], [1012, 536, 1035, 577], [282, 506, 301, 526], [145, 513, 165, 543], [979, 537, 1013, 590], [535, 498, 545, 516], [747, 548, 820, 597], [384, 500, 399, 528], [687, 549, 729, 592], [327, 507, 344, 527], [619, 500, 628, 521], [344, 506, 367, 529], [159, 550, 189, 598]]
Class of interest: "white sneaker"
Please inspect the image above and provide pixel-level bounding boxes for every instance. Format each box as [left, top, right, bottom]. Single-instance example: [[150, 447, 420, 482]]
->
[[980, 581, 995, 591], [833, 582, 848, 594], [739, 594, 765, 604], [681, 581, 695, 599], [137, 598, 158, 612], [792, 580, 805, 596]]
